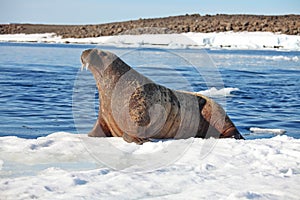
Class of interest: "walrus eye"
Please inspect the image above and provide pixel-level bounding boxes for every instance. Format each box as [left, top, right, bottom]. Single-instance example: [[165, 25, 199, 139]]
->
[[99, 51, 107, 57]]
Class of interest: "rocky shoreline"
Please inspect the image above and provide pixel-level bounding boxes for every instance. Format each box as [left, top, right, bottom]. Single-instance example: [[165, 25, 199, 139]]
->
[[1, 14, 300, 38]]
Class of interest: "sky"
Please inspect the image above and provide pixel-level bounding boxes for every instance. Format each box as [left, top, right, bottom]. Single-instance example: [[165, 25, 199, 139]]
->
[[0, 0, 299, 24]]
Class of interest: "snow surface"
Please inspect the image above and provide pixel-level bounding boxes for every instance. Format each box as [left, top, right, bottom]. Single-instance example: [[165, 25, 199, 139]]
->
[[0, 32, 300, 51], [0, 132, 299, 199]]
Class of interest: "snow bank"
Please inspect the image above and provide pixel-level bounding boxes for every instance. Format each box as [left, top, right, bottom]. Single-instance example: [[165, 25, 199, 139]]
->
[[184, 32, 300, 51], [0, 33, 62, 43], [0, 132, 299, 199], [0, 32, 300, 51]]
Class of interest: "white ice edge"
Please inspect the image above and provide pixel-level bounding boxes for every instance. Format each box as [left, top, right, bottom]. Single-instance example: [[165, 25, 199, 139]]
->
[[0, 132, 299, 199], [250, 127, 286, 134], [196, 87, 239, 97], [0, 32, 300, 51]]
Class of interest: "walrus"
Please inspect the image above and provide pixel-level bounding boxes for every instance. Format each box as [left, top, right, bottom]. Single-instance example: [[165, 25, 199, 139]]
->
[[80, 49, 244, 144]]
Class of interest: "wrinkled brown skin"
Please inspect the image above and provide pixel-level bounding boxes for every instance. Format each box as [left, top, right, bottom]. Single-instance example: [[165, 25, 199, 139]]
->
[[80, 49, 244, 144]]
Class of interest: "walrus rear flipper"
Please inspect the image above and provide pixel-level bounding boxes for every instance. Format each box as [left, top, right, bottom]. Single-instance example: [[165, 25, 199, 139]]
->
[[221, 126, 245, 139], [218, 115, 244, 139]]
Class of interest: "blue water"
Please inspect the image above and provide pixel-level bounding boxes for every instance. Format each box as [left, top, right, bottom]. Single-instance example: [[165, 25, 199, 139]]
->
[[0, 42, 299, 139]]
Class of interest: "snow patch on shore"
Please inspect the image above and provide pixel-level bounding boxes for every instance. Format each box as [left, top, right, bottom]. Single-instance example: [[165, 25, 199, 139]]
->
[[0, 32, 300, 51]]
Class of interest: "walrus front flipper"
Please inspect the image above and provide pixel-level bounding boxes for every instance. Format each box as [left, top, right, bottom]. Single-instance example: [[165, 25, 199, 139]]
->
[[88, 116, 112, 137], [122, 133, 150, 145]]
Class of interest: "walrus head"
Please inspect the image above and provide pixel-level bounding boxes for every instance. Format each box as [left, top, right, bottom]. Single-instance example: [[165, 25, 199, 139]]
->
[[80, 49, 119, 77]]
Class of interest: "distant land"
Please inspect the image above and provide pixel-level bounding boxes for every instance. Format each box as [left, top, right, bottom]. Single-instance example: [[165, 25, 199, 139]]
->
[[1, 14, 300, 38]]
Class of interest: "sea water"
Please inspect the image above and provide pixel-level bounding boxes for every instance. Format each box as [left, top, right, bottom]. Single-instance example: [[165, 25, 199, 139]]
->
[[0, 42, 299, 139]]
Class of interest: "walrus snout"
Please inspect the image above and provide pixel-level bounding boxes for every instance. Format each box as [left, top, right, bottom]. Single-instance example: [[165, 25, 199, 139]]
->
[[80, 49, 92, 71], [81, 49, 92, 64]]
